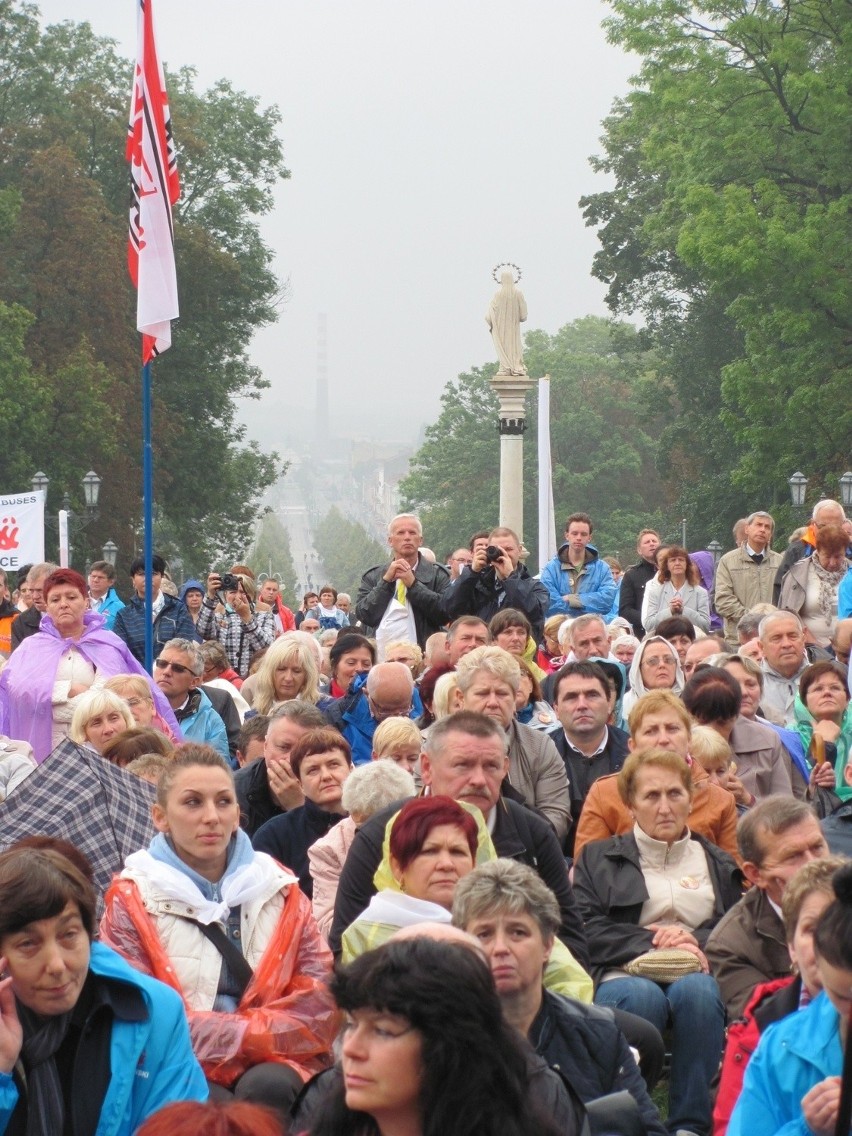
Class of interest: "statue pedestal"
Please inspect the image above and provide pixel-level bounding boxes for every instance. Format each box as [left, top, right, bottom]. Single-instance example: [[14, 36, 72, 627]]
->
[[488, 374, 536, 540]]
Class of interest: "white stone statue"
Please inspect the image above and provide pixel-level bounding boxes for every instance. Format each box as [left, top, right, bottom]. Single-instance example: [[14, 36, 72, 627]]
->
[[486, 266, 527, 376]]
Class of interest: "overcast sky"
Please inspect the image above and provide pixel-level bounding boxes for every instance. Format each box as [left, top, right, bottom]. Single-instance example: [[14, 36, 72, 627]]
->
[[36, 0, 635, 447]]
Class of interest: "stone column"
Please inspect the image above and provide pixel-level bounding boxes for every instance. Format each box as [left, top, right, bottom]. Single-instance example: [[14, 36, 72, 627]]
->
[[488, 374, 536, 538]]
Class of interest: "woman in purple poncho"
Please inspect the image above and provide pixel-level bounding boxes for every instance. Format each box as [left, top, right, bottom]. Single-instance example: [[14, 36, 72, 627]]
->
[[0, 568, 180, 762]]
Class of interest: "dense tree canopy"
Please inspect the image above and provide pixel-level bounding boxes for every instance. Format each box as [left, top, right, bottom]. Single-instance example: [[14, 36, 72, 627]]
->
[[581, 0, 851, 539], [0, 1, 288, 572], [313, 507, 387, 599]]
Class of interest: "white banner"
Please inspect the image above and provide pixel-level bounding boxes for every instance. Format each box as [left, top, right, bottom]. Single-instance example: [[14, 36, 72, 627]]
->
[[537, 376, 557, 569], [0, 491, 45, 570]]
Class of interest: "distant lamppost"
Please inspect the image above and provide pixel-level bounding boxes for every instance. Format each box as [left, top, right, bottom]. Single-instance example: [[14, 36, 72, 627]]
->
[[32, 469, 103, 565], [707, 540, 722, 566], [788, 471, 808, 509], [102, 540, 118, 567], [840, 472, 852, 510]]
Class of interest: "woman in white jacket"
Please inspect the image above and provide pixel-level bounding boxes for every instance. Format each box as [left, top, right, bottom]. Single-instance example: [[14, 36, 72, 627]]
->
[[100, 743, 338, 1120], [642, 546, 711, 635]]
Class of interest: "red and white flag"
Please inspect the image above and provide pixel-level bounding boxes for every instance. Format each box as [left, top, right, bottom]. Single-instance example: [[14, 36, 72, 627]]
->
[[127, 0, 179, 363]]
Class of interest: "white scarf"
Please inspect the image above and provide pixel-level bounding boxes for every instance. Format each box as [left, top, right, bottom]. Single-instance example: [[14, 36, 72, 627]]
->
[[124, 849, 297, 924]]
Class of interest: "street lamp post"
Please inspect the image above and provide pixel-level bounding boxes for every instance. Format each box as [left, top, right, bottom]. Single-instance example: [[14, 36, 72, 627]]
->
[[788, 470, 852, 511], [707, 540, 723, 566], [788, 471, 809, 509], [32, 470, 103, 567], [101, 540, 118, 567]]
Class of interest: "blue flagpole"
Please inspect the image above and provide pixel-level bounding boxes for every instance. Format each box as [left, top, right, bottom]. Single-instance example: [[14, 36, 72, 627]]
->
[[142, 359, 154, 673]]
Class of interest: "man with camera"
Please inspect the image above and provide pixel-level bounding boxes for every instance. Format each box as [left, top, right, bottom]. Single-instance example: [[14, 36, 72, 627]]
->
[[442, 526, 549, 643], [196, 569, 276, 679]]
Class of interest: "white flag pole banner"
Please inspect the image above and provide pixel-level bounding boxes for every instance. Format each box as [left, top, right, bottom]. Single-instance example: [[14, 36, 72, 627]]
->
[[537, 376, 557, 569], [0, 491, 45, 570], [58, 510, 70, 568]]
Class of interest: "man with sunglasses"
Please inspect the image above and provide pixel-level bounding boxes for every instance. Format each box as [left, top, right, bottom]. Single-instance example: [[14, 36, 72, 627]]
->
[[153, 638, 229, 760], [323, 660, 417, 765]]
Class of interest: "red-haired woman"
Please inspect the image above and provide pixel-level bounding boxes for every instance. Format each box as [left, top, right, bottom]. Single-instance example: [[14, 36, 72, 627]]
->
[[0, 568, 179, 761], [340, 796, 479, 960], [135, 1099, 284, 1136]]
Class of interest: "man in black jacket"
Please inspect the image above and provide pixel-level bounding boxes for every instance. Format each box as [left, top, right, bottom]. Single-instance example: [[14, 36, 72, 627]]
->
[[328, 710, 589, 969], [618, 529, 661, 637], [443, 525, 549, 643], [548, 661, 630, 857], [355, 513, 449, 651]]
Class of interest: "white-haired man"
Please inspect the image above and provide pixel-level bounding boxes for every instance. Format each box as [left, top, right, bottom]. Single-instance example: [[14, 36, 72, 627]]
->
[[714, 511, 782, 640], [355, 513, 449, 654]]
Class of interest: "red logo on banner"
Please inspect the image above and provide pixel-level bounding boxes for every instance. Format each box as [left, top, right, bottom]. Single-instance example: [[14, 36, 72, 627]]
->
[[0, 518, 20, 551]]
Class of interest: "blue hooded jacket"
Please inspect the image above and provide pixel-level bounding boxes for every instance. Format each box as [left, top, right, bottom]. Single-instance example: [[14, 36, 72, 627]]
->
[[540, 543, 616, 618]]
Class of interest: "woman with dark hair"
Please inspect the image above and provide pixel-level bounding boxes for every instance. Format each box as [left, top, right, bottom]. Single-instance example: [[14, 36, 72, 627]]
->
[[794, 660, 852, 802], [514, 658, 557, 731], [295, 593, 320, 630], [0, 568, 179, 762], [489, 608, 546, 682], [327, 635, 376, 699], [306, 936, 575, 1136], [100, 744, 338, 1118], [642, 546, 711, 635], [253, 728, 352, 898], [728, 861, 852, 1136], [0, 846, 206, 1133]]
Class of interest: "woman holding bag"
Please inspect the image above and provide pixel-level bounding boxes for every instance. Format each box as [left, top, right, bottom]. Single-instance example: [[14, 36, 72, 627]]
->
[[573, 746, 742, 1136]]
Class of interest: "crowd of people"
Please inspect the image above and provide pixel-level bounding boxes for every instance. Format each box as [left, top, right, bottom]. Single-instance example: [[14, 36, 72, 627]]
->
[[0, 499, 849, 1135]]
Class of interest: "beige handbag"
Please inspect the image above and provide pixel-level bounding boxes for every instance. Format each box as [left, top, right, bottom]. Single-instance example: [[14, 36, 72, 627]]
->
[[625, 948, 701, 983]]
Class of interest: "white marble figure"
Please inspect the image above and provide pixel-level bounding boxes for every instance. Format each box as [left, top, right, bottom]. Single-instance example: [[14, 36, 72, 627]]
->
[[486, 269, 528, 376]]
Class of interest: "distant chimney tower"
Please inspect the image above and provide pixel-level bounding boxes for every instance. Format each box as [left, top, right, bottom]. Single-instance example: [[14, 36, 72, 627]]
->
[[315, 313, 329, 446]]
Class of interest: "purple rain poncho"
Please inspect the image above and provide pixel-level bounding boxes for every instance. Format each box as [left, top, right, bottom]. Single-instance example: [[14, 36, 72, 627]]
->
[[0, 610, 181, 762]]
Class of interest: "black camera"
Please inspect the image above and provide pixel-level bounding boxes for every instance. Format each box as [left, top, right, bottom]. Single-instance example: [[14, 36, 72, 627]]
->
[[485, 545, 504, 564], [219, 573, 239, 592]]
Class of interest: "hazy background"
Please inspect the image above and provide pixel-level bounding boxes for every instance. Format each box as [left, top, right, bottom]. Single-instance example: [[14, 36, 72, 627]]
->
[[36, 0, 635, 449]]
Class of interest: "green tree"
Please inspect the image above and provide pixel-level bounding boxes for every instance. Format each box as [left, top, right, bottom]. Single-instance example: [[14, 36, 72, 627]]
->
[[0, 2, 289, 568], [399, 367, 501, 560], [247, 511, 299, 608], [401, 317, 672, 568], [581, 0, 852, 541], [313, 507, 387, 598]]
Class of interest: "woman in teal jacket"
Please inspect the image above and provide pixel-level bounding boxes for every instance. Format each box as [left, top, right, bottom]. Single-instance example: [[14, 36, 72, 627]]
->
[[0, 846, 207, 1135], [728, 860, 852, 1136]]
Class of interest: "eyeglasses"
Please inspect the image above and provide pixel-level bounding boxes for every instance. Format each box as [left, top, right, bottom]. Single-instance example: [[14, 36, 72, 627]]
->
[[154, 658, 193, 675], [124, 697, 151, 708], [643, 655, 676, 668], [368, 695, 413, 718]]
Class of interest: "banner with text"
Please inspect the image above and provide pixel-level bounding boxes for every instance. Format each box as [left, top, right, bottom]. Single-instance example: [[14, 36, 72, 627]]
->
[[0, 491, 45, 570]]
